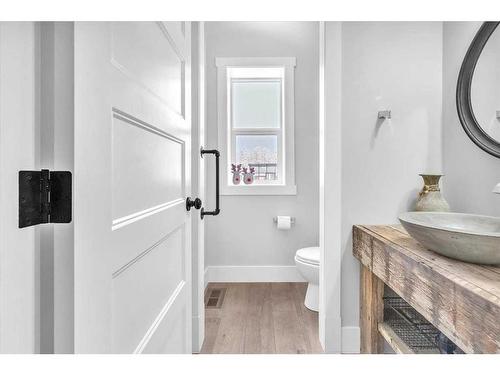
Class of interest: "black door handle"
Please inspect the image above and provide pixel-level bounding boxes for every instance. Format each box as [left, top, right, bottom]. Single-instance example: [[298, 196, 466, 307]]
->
[[186, 197, 202, 211], [200, 147, 220, 219]]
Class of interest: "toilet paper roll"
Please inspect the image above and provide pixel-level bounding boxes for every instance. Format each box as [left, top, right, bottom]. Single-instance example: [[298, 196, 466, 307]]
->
[[276, 216, 292, 230]]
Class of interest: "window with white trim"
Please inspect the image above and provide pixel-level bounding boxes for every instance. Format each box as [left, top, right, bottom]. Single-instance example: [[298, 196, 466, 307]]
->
[[216, 57, 296, 195]]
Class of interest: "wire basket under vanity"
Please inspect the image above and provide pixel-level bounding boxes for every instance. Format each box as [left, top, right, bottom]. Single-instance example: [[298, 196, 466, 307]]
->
[[380, 292, 463, 354]]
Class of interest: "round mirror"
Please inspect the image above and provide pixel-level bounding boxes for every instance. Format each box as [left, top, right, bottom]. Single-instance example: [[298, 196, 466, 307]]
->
[[472, 24, 500, 142], [457, 22, 500, 158]]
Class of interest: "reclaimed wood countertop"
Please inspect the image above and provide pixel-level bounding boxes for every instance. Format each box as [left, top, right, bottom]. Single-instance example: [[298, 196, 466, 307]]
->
[[353, 224, 500, 354]]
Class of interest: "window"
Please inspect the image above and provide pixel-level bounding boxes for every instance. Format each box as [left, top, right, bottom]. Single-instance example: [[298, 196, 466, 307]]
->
[[216, 58, 296, 195]]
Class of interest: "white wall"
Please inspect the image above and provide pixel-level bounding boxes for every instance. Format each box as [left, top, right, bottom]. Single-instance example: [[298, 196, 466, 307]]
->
[[204, 22, 319, 277], [332, 22, 444, 338], [442, 22, 500, 215]]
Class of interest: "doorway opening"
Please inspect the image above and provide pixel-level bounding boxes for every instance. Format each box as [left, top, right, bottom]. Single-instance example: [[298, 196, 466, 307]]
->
[[195, 21, 326, 354]]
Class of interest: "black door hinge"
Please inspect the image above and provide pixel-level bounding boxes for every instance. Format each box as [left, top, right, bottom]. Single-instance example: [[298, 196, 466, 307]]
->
[[19, 169, 72, 228]]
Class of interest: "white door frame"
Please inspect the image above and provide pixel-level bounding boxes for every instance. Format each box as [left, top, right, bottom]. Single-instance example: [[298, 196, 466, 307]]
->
[[0, 21, 39, 354], [38, 21, 75, 355], [0, 21, 75, 354], [191, 21, 206, 353], [318, 21, 343, 354]]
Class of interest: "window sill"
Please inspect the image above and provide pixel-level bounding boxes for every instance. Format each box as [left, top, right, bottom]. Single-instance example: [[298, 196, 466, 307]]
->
[[220, 184, 297, 196]]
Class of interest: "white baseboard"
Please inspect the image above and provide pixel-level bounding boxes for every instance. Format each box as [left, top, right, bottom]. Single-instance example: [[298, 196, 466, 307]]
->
[[205, 265, 305, 283], [341, 326, 360, 354]]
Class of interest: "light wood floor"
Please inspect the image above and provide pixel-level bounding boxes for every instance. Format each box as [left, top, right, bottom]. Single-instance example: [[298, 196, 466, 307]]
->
[[200, 282, 323, 354]]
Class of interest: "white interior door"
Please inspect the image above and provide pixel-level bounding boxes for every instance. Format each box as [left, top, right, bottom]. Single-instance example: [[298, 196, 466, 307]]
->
[[74, 22, 192, 353]]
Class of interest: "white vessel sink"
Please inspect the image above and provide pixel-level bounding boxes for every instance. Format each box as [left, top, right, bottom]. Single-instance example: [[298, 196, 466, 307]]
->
[[398, 212, 500, 265]]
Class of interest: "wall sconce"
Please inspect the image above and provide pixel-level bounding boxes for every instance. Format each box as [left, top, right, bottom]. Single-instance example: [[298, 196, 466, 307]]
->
[[378, 110, 391, 120], [496, 111, 500, 119]]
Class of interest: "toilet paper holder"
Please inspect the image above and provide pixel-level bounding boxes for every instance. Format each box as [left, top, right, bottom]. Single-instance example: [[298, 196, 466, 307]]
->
[[273, 217, 295, 224]]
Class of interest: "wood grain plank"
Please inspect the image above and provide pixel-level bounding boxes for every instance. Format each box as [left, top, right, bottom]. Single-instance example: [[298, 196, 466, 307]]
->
[[353, 225, 373, 268], [210, 283, 248, 353], [482, 265, 500, 276], [271, 283, 310, 354], [259, 283, 277, 353], [386, 225, 500, 299], [363, 225, 500, 304], [378, 322, 413, 354], [200, 317, 220, 354], [353, 225, 500, 354], [242, 283, 276, 353], [360, 265, 385, 354], [290, 283, 324, 353], [201, 282, 321, 354]]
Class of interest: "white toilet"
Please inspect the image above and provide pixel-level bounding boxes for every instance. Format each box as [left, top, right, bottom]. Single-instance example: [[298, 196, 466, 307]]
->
[[294, 246, 319, 312]]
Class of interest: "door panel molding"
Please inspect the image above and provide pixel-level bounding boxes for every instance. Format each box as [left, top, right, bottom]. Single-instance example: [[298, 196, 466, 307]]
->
[[134, 280, 186, 354], [112, 225, 185, 278], [111, 109, 185, 223], [111, 203, 187, 271], [111, 22, 185, 118], [111, 226, 186, 352], [112, 198, 184, 231]]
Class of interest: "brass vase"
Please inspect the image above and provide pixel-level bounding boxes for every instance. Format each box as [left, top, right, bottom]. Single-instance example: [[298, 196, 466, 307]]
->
[[415, 174, 450, 212]]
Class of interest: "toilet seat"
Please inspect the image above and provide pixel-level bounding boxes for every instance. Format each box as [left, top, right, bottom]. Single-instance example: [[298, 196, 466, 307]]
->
[[295, 247, 319, 266]]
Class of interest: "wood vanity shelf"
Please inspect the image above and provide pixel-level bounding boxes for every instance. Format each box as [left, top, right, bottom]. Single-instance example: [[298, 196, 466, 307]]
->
[[353, 225, 500, 354]]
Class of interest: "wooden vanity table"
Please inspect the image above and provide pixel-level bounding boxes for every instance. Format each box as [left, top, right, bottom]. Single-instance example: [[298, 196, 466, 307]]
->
[[353, 225, 500, 354]]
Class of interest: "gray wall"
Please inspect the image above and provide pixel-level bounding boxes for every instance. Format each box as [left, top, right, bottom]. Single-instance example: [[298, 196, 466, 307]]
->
[[204, 22, 319, 268], [203, 22, 488, 352], [338, 22, 444, 329], [442, 22, 500, 216]]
